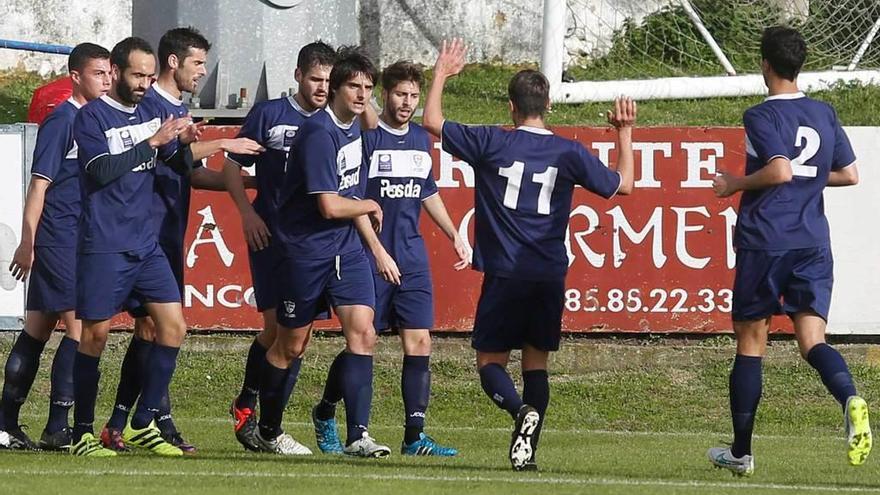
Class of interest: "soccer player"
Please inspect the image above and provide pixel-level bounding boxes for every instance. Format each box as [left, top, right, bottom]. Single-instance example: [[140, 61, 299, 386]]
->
[[356, 61, 469, 456], [69, 36, 197, 457], [422, 39, 636, 471], [707, 26, 870, 475], [224, 41, 336, 452], [254, 47, 389, 457], [99, 27, 262, 454], [0, 43, 111, 451]]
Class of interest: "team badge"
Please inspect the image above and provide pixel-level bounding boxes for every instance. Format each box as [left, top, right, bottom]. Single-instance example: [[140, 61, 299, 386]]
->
[[412, 154, 425, 172], [379, 153, 392, 172], [283, 300, 296, 318]]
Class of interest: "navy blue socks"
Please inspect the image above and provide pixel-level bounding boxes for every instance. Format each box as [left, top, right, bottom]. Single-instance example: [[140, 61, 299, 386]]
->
[[45, 336, 77, 433]]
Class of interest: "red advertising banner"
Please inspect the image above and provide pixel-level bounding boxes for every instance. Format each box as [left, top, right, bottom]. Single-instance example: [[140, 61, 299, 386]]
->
[[115, 125, 793, 334]]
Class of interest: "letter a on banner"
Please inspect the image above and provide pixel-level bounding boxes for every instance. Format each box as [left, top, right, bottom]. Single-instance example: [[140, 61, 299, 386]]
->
[[187, 205, 235, 268]]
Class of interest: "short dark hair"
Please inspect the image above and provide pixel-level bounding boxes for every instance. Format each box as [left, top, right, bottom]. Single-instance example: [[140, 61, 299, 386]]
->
[[297, 40, 336, 72], [158, 27, 211, 71], [508, 69, 550, 118], [329, 46, 378, 100], [381, 61, 424, 91], [68, 43, 110, 73], [110, 37, 154, 72], [761, 26, 806, 81]]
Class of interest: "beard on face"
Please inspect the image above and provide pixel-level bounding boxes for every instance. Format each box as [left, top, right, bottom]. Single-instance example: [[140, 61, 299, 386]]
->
[[117, 76, 144, 105]]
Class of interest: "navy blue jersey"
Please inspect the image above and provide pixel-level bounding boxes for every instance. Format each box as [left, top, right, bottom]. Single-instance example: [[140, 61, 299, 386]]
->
[[734, 93, 856, 250], [227, 96, 319, 229], [75, 95, 178, 253], [139, 84, 198, 248], [363, 120, 438, 274], [276, 107, 365, 260], [31, 98, 81, 247], [441, 122, 621, 281]]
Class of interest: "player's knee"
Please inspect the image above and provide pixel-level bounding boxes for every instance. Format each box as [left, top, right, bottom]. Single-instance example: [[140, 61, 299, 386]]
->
[[403, 331, 431, 355], [346, 325, 377, 353]]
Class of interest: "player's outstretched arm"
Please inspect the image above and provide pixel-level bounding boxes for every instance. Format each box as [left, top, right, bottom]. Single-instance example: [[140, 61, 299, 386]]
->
[[354, 215, 401, 284], [316, 194, 383, 231], [828, 163, 859, 187], [223, 158, 270, 251], [712, 157, 793, 198], [422, 194, 470, 270], [606, 97, 637, 195], [423, 38, 467, 137], [8, 178, 50, 281], [190, 137, 264, 162]]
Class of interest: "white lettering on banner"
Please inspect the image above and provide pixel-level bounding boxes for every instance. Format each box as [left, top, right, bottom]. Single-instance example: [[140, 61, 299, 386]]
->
[[680, 142, 724, 188], [633, 142, 671, 188], [435, 142, 474, 188], [608, 206, 667, 268], [457, 205, 736, 269], [185, 284, 256, 309], [186, 206, 235, 268], [566, 205, 605, 268], [590, 142, 615, 167], [719, 206, 738, 269], [435, 141, 726, 190], [671, 207, 711, 269]]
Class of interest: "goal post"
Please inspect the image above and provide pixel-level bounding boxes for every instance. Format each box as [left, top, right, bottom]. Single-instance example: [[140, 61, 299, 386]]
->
[[541, 0, 880, 103]]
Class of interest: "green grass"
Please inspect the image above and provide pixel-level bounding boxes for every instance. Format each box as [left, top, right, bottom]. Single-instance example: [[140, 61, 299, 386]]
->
[[2, 333, 880, 494], [4, 66, 880, 127]]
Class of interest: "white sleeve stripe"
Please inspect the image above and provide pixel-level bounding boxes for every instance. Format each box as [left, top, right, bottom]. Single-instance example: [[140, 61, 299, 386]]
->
[[420, 191, 440, 202], [84, 153, 109, 171], [607, 171, 623, 199], [765, 154, 790, 164], [31, 173, 53, 183], [307, 190, 338, 195], [837, 161, 857, 170]]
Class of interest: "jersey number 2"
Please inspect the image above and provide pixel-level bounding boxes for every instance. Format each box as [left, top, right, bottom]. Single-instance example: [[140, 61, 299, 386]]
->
[[498, 161, 558, 215], [791, 126, 820, 178]]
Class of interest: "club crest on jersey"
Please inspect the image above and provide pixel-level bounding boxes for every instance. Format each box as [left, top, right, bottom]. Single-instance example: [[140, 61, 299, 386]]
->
[[411, 154, 425, 172], [120, 130, 134, 149], [378, 154, 392, 172]]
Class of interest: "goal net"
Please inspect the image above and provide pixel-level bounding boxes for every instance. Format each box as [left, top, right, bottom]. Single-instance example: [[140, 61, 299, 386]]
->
[[542, 0, 880, 102]]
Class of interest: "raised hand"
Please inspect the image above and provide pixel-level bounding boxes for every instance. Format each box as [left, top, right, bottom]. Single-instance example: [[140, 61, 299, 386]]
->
[[434, 38, 468, 80], [606, 97, 637, 129]]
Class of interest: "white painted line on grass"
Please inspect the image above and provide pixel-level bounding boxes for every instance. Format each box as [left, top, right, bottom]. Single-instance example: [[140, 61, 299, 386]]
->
[[0, 468, 877, 493], [166, 417, 841, 441]]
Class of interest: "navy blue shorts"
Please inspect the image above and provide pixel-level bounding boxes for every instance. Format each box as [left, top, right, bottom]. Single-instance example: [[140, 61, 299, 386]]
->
[[26, 245, 76, 313], [126, 242, 184, 319], [276, 251, 375, 328], [472, 274, 565, 352], [248, 242, 280, 312], [77, 243, 181, 321], [732, 247, 833, 322], [374, 270, 434, 332]]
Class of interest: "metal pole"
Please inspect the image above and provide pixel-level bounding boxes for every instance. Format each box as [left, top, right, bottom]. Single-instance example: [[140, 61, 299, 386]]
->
[[540, 0, 566, 100], [0, 39, 72, 55], [848, 15, 880, 71], [679, 0, 737, 76]]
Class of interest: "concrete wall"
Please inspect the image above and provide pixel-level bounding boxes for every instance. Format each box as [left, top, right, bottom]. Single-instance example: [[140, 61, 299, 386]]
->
[[0, 0, 132, 74], [0, 0, 678, 74]]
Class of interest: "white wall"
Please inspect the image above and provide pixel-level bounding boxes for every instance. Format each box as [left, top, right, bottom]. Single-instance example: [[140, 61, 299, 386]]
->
[[0, 0, 132, 74]]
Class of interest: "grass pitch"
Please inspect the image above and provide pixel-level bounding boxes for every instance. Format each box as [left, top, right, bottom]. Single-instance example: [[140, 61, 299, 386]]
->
[[2, 333, 880, 494]]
